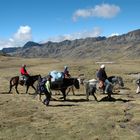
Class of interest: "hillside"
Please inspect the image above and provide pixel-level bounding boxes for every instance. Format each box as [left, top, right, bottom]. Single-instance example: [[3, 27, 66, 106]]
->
[[2, 29, 140, 60]]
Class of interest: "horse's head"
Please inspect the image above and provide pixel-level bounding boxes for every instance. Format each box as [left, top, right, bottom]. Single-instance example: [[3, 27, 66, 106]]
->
[[116, 76, 124, 87], [73, 78, 80, 89]]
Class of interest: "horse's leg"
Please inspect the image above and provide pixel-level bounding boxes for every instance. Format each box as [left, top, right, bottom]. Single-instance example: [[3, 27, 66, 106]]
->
[[107, 85, 113, 99], [25, 85, 29, 94], [86, 92, 89, 100], [66, 87, 71, 95], [8, 84, 13, 93], [136, 85, 140, 94], [91, 87, 98, 101], [8, 79, 15, 94], [71, 86, 75, 95], [31, 85, 36, 93], [15, 84, 19, 94], [85, 83, 89, 100], [61, 89, 66, 101]]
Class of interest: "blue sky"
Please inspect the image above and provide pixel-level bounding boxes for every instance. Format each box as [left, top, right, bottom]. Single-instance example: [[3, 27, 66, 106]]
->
[[0, 0, 140, 49]]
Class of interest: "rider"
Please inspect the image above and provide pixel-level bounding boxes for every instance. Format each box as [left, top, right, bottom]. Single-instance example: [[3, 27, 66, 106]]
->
[[97, 64, 111, 93], [43, 75, 52, 106], [63, 66, 71, 78], [20, 64, 30, 85]]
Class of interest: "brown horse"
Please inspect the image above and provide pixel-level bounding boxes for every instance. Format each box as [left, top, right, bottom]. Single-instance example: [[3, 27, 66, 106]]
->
[[8, 75, 41, 94]]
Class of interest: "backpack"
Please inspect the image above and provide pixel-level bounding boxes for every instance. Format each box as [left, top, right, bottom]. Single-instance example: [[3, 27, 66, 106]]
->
[[38, 77, 47, 92]]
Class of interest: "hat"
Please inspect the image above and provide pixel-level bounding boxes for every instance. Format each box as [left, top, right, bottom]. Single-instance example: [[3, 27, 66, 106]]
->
[[22, 64, 26, 67], [100, 64, 105, 68], [64, 66, 68, 69]]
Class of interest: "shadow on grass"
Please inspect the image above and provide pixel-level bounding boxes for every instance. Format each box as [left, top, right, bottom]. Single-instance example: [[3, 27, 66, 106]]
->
[[51, 97, 88, 103], [65, 98, 88, 102], [0, 91, 11, 94], [99, 96, 133, 102], [67, 93, 85, 96], [49, 104, 78, 107]]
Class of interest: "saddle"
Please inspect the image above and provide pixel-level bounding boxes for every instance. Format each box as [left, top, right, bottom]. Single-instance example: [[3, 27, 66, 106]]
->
[[98, 80, 104, 89], [19, 80, 24, 86], [19, 75, 26, 86]]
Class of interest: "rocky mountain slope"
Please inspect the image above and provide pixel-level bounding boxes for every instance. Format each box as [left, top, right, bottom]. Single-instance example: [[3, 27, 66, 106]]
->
[[2, 29, 140, 59]]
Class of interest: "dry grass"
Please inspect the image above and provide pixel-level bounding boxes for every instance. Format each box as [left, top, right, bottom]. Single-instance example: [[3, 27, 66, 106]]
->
[[0, 56, 140, 140]]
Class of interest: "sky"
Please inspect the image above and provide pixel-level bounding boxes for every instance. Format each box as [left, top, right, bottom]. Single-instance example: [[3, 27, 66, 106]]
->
[[0, 0, 140, 50]]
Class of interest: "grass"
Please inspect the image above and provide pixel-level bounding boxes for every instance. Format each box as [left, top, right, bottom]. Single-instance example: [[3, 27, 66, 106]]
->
[[0, 56, 140, 140]]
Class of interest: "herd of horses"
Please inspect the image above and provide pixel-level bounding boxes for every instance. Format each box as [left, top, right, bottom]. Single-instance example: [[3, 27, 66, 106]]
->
[[7, 73, 133, 104]]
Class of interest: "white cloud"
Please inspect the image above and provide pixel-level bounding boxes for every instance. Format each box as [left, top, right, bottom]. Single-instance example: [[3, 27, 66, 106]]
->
[[42, 27, 102, 42], [0, 25, 32, 50], [73, 3, 120, 21]]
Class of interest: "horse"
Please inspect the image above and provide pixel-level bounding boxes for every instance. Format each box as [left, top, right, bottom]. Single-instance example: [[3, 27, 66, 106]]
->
[[37, 77, 80, 101], [85, 76, 124, 101], [136, 79, 140, 94], [8, 75, 41, 94]]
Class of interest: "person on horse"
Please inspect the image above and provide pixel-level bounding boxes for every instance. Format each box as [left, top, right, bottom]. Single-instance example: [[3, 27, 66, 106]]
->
[[20, 64, 30, 85], [43, 75, 53, 106], [97, 64, 112, 93], [64, 66, 71, 78]]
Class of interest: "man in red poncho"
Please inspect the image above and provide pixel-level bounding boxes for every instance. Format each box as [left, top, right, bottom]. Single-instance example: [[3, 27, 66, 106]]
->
[[20, 64, 30, 85]]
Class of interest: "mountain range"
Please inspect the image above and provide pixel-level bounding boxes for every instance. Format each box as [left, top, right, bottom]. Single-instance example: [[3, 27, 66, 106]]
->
[[1, 29, 140, 60]]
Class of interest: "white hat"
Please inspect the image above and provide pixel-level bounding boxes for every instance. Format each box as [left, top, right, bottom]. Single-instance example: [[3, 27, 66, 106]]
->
[[100, 64, 105, 68], [64, 66, 68, 69], [22, 64, 26, 67]]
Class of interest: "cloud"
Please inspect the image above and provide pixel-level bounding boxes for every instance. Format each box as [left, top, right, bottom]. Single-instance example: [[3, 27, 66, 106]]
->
[[42, 27, 102, 42], [0, 25, 32, 50], [73, 3, 120, 21]]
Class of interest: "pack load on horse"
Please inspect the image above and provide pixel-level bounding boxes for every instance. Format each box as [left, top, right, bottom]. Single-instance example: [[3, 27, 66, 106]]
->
[[50, 70, 64, 82]]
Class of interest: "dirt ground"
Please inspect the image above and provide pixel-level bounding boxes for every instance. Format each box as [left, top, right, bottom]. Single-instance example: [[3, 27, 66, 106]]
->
[[0, 57, 140, 140]]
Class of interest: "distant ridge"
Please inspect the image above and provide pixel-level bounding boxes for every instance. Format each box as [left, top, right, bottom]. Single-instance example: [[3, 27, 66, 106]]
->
[[2, 29, 140, 60]]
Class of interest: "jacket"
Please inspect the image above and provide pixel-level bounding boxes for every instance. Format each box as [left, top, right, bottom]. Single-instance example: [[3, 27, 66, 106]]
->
[[97, 68, 107, 82], [20, 67, 29, 76]]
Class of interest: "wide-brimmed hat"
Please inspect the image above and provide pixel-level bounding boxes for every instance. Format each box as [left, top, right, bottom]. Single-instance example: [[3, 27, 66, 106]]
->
[[100, 64, 105, 68]]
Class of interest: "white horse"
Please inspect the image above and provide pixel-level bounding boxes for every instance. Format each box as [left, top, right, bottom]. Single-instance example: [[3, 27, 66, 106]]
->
[[84, 76, 124, 101]]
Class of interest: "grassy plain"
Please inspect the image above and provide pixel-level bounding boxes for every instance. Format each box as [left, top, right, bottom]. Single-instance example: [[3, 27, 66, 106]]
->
[[0, 56, 140, 140]]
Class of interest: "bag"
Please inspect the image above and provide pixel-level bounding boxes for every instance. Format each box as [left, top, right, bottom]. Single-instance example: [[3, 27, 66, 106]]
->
[[50, 70, 64, 81], [99, 80, 104, 89], [38, 78, 47, 92]]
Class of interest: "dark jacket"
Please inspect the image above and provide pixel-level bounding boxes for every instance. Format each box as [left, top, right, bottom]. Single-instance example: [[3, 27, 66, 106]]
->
[[97, 68, 107, 82]]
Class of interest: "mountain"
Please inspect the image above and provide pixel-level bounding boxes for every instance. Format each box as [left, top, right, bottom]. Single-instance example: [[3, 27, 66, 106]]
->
[[2, 29, 140, 59], [0, 50, 10, 57]]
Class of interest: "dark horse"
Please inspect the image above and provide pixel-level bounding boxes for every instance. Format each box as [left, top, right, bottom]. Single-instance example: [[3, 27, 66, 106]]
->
[[8, 75, 41, 94], [37, 77, 80, 101]]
